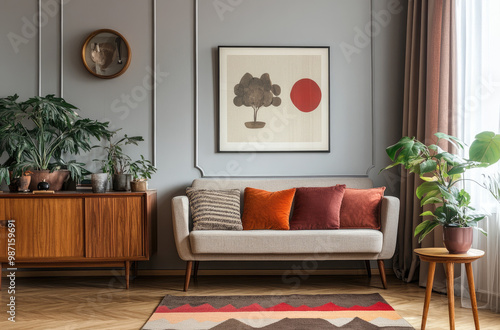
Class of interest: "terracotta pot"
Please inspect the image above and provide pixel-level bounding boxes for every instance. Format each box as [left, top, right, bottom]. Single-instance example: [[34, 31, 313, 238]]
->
[[443, 226, 473, 254], [130, 180, 147, 192], [18, 175, 32, 191], [29, 170, 70, 191]]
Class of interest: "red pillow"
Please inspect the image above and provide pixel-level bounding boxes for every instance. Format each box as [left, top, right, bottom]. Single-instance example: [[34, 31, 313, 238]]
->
[[340, 187, 386, 229], [242, 187, 296, 230], [290, 185, 346, 230]]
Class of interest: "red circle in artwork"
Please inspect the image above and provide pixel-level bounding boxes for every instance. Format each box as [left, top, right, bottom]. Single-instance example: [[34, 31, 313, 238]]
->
[[290, 78, 322, 112]]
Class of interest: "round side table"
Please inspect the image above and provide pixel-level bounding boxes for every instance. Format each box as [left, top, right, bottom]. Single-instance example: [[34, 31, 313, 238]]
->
[[415, 247, 485, 330]]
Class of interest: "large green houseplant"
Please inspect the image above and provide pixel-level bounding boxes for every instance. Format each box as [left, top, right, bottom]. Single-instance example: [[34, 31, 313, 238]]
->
[[383, 131, 500, 253], [0, 94, 112, 190]]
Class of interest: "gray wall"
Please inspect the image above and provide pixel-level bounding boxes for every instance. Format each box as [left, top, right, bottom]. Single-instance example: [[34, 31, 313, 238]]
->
[[0, 0, 406, 270]]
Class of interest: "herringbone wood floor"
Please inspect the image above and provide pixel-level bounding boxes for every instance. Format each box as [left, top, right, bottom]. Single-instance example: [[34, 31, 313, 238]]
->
[[0, 273, 499, 329]]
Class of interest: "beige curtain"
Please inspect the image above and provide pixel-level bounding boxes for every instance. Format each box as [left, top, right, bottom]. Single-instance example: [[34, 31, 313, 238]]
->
[[393, 0, 457, 293]]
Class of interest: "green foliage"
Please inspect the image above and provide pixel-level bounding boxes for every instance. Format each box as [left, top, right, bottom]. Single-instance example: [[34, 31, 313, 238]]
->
[[94, 132, 144, 175], [0, 166, 9, 185], [0, 94, 113, 182], [129, 155, 157, 181], [382, 131, 500, 243]]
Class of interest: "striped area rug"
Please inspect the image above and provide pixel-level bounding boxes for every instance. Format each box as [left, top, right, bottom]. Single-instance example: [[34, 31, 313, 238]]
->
[[142, 293, 414, 329]]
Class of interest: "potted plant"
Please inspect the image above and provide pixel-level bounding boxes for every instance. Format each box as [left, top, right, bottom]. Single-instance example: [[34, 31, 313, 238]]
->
[[0, 94, 112, 191], [382, 131, 500, 253], [18, 170, 33, 191], [129, 155, 157, 192], [94, 133, 144, 191]]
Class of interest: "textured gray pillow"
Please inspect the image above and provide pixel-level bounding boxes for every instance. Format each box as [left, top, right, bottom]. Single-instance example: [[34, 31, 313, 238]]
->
[[186, 188, 243, 230]]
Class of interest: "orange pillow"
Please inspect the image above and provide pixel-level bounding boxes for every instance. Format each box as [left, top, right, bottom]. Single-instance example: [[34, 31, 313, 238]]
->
[[340, 187, 386, 229], [242, 187, 296, 230]]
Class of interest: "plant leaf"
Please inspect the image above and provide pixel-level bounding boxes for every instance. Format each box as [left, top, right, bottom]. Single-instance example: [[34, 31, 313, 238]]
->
[[414, 220, 432, 236], [421, 197, 443, 206], [469, 131, 500, 164], [416, 181, 440, 199], [419, 160, 437, 174], [434, 132, 465, 150]]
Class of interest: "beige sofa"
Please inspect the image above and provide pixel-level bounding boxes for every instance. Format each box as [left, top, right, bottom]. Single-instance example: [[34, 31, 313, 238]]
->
[[172, 177, 400, 291]]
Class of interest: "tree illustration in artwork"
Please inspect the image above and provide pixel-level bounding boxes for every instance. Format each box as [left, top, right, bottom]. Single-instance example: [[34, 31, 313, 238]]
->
[[233, 73, 282, 129]]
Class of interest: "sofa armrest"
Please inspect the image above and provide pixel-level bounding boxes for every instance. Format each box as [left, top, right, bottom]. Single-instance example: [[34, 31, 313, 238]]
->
[[171, 196, 194, 261], [378, 196, 400, 259]]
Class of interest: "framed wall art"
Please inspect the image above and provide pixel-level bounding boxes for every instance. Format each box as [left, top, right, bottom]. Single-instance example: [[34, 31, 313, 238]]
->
[[218, 46, 330, 152]]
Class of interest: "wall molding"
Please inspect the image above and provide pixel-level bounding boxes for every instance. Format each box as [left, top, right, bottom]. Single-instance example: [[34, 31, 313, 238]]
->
[[38, 0, 42, 96], [194, 0, 375, 178], [152, 0, 157, 166], [57, 0, 158, 164], [60, 0, 63, 97], [367, 0, 375, 176], [194, 0, 204, 176]]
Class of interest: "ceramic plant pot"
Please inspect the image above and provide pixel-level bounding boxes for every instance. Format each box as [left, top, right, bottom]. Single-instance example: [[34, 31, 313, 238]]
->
[[130, 180, 147, 192], [443, 226, 473, 254], [91, 173, 108, 193], [18, 175, 32, 191], [113, 173, 131, 191], [29, 170, 70, 191]]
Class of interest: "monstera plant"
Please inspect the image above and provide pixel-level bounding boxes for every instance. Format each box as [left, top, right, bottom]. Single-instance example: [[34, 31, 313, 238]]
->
[[0, 94, 113, 190], [383, 131, 500, 253]]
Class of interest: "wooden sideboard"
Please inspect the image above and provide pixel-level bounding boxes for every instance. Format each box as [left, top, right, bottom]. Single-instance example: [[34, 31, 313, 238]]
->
[[0, 190, 157, 289]]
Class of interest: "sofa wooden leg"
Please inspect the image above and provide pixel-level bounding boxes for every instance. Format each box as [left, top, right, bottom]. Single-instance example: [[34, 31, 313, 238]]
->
[[193, 261, 200, 280], [365, 260, 372, 278], [184, 261, 193, 292], [377, 259, 388, 289]]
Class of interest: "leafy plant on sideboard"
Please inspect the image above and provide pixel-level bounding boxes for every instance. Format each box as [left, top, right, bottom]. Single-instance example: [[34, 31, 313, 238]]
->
[[0, 94, 113, 182]]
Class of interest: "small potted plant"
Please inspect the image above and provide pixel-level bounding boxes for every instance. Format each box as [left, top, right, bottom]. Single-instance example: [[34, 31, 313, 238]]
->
[[129, 155, 157, 192], [382, 131, 500, 253], [94, 133, 144, 191], [18, 170, 33, 191]]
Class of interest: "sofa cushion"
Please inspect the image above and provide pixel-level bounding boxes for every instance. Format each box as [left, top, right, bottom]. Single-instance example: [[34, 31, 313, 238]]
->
[[189, 229, 383, 254], [340, 187, 386, 229], [290, 185, 346, 230], [242, 187, 296, 230], [186, 188, 243, 230]]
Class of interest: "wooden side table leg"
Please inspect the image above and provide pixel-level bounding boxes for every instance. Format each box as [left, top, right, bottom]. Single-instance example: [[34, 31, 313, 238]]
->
[[421, 261, 436, 330], [125, 261, 130, 289], [446, 262, 455, 330], [465, 263, 480, 330], [0, 262, 2, 290]]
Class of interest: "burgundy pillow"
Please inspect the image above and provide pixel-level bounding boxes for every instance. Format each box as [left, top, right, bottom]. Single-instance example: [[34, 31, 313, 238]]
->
[[289, 185, 346, 230], [340, 187, 386, 229]]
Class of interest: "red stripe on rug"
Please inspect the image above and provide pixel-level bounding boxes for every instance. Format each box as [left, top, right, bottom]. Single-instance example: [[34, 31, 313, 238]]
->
[[155, 301, 393, 313]]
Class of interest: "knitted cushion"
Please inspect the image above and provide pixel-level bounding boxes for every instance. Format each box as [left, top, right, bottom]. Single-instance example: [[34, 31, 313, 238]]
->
[[186, 188, 243, 230]]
